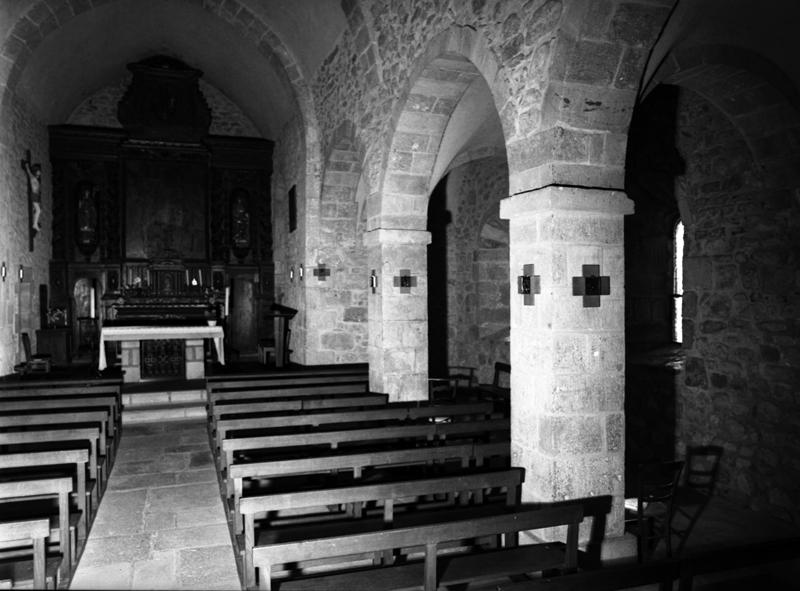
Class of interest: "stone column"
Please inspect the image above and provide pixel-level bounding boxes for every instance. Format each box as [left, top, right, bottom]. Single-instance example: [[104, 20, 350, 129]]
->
[[500, 186, 633, 551], [364, 229, 431, 401]]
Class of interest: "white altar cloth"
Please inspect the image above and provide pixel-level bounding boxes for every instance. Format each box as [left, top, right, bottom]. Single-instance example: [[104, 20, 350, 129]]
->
[[98, 325, 225, 370]]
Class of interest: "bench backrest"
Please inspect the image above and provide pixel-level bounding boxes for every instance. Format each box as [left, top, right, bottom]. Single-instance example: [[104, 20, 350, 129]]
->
[[0, 395, 120, 426], [209, 382, 370, 407], [229, 439, 508, 484], [222, 417, 509, 470], [253, 504, 582, 591], [0, 475, 73, 576], [0, 517, 51, 588], [240, 467, 523, 588], [206, 366, 367, 385], [0, 449, 88, 547], [0, 378, 120, 391], [493, 362, 511, 387], [0, 427, 101, 480], [0, 411, 110, 455], [241, 467, 523, 517], [212, 393, 388, 419], [217, 401, 495, 447]]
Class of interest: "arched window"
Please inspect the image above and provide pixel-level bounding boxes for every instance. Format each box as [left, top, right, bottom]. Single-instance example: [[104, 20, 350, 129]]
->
[[673, 220, 684, 343]]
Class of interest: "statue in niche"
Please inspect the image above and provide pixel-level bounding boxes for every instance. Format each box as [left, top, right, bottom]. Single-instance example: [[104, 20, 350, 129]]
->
[[75, 182, 99, 259], [230, 188, 251, 260]]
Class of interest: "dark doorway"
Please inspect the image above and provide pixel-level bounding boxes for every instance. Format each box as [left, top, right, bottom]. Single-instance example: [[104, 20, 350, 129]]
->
[[427, 175, 451, 379]]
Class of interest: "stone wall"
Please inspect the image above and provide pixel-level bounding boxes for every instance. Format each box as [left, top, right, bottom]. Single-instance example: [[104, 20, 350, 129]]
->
[[311, 139, 368, 365], [675, 88, 800, 524], [0, 96, 52, 376], [445, 156, 510, 384], [271, 114, 307, 364], [68, 77, 260, 137], [315, 0, 564, 192]]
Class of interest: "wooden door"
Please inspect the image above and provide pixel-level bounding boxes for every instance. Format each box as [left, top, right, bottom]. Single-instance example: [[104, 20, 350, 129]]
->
[[229, 277, 257, 357]]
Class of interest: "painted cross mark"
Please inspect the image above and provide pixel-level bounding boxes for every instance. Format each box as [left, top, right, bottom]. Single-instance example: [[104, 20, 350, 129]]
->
[[393, 269, 417, 294], [517, 263, 541, 306], [572, 264, 610, 307]]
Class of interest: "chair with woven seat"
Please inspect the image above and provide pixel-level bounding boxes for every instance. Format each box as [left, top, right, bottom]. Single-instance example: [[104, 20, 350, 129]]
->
[[672, 445, 723, 554], [625, 459, 685, 562], [428, 365, 477, 401], [13, 332, 51, 375]]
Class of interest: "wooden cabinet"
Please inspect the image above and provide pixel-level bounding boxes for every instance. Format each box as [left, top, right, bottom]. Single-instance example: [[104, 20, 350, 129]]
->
[[36, 328, 72, 366]]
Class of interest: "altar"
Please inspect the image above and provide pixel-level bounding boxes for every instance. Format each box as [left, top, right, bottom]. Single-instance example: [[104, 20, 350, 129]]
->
[[99, 325, 224, 383]]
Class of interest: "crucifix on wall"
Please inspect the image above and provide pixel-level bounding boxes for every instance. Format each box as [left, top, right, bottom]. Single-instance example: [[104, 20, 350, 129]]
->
[[21, 149, 42, 252]]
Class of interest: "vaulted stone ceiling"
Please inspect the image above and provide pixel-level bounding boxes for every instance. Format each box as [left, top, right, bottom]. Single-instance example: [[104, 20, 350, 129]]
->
[[10, 0, 347, 138], [643, 0, 800, 106]]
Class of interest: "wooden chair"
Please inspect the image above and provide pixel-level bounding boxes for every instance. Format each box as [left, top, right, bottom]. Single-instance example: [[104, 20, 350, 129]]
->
[[13, 333, 51, 375], [428, 366, 477, 401], [673, 445, 723, 554], [477, 361, 511, 401], [625, 460, 684, 563]]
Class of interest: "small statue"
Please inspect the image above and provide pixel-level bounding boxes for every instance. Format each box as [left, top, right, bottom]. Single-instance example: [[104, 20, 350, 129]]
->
[[21, 150, 42, 233]]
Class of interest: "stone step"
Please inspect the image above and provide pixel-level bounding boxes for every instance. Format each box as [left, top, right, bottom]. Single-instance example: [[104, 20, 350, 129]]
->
[[122, 388, 207, 407], [122, 402, 207, 424], [120, 379, 208, 424]]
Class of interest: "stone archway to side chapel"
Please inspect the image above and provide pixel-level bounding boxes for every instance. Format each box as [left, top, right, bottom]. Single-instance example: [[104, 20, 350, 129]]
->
[[365, 30, 505, 402]]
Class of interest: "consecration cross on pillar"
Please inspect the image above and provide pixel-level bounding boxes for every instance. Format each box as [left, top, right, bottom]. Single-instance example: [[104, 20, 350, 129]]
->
[[572, 264, 610, 307], [393, 269, 417, 294], [517, 264, 541, 306], [313, 264, 331, 281]]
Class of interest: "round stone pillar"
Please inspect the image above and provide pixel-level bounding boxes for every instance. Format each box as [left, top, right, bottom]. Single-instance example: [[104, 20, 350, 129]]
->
[[364, 228, 431, 401], [500, 185, 634, 552]]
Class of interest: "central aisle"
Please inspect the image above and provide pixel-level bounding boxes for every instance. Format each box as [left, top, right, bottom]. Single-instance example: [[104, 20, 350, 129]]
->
[[69, 420, 241, 590]]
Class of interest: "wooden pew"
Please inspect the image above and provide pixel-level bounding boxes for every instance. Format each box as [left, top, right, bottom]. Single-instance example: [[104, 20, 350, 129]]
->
[[0, 410, 113, 469], [212, 393, 388, 421], [209, 394, 388, 441], [240, 467, 524, 588], [477, 361, 511, 401], [228, 440, 510, 536], [252, 503, 582, 591], [206, 365, 367, 387], [1, 450, 89, 542], [215, 400, 497, 451], [0, 517, 56, 589], [220, 417, 510, 475], [0, 377, 120, 391], [0, 475, 74, 578], [0, 395, 121, 440], [0, 427, 103, 512], [208, 382, 371, 418]]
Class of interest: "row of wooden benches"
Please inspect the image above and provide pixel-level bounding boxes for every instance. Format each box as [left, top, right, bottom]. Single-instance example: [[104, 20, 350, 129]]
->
[[0, 377, 123, 588], [204, 369, 583, 591]]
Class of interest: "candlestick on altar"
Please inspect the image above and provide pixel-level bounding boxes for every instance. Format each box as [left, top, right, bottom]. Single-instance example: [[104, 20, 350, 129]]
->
[[224, 287, 230, 318], [89, 287, 96, 318]]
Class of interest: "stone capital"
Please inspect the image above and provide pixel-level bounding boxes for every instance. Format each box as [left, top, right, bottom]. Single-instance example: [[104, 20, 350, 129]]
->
[[500, 185, 634, 220], [363, 228, 432, 247]]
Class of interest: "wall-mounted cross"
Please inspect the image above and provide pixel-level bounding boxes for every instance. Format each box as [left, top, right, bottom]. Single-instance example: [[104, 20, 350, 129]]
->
[[393, 269, 417, 294], [572, 264, 610, 307], [313, 264, 331, 281], [517, 263, 541, 306]]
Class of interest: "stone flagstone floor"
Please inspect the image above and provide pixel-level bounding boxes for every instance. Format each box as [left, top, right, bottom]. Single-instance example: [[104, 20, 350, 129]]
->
[[68, 420, 241, 590]]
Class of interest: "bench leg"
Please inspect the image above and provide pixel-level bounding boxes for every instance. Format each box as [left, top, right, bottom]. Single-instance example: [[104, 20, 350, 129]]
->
[[424, 542, 438, 591]]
